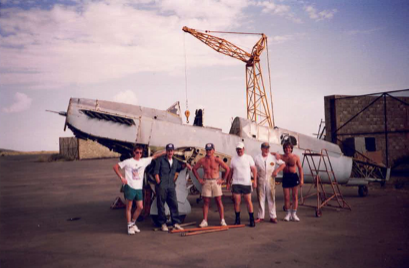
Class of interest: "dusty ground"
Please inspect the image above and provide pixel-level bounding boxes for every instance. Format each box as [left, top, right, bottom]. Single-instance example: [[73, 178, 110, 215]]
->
[[1, 154, 408, 268]]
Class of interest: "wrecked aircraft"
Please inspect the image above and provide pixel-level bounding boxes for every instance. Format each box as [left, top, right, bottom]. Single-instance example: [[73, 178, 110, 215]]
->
[[58, 98, 371, 219]]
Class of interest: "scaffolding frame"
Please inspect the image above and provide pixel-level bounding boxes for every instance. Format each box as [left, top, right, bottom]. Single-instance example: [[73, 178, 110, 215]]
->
[[301, 149, 351, 217]]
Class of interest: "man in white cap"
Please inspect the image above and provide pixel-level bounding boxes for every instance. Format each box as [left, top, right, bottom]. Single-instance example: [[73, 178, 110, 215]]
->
[[254, 142, 286, 224], [228, 142, 257, 227], [193, 143, 230, 227]]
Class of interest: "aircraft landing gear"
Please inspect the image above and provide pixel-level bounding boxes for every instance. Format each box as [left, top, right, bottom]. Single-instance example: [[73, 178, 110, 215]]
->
[[358, 185, 368, 197]]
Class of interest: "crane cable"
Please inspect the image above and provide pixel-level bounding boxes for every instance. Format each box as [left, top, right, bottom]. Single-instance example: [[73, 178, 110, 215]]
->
[[204, 30, 263, 35], [266, 38, 275, 128], [183, 33, 190, 123]]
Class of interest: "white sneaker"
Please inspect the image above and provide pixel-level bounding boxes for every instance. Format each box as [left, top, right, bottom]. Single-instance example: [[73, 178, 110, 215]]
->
[[133, 224, 141, 233], [174, 223, 184, 230], [292, 213, 300, 222], [161, 223, 169, 232], [221, 219, 227, 226], [199, 219, 208, 228], [284, 212, 291, 222], [128, 225, 136, 235]]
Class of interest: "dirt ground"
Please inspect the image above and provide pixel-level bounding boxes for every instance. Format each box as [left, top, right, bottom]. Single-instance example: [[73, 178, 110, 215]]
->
[[1, 154, 408, 268]]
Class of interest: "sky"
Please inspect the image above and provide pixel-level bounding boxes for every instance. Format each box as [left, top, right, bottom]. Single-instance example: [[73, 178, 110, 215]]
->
[[0, 0, 408, 152]]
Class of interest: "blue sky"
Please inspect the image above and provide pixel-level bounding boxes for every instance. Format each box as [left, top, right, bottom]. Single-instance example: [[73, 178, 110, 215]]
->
[[0, 0, 408, 151]]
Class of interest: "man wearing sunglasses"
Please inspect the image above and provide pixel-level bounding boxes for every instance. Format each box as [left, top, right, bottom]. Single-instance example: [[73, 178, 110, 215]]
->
[[228, 142, 257, 227], [114, 145, 165, 235], [192, 143, 230, 228]]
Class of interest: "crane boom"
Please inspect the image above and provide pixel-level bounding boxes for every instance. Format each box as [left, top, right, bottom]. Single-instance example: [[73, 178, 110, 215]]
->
[[183, 26, 251, 63], [182, 26, 274, 127]]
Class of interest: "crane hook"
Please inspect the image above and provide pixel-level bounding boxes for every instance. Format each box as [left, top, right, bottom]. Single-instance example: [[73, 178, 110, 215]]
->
[[185, 110, 190, 123]]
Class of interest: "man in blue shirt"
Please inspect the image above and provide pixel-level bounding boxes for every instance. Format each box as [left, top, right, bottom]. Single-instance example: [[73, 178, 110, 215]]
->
[[154, 143, 191, 232]]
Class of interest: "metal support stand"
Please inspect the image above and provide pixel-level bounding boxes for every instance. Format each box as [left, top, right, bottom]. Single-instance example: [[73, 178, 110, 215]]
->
[[301, 149, 351, 217]]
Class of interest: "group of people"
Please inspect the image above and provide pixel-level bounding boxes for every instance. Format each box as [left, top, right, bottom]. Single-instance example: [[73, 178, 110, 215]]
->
[[114, 141, 304, 235]]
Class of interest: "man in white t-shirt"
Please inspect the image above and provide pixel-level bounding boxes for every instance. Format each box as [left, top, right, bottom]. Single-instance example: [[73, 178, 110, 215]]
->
[[228, 142, 257, 227], [113, 145, 165, 235], [254, 142, 286, 224]]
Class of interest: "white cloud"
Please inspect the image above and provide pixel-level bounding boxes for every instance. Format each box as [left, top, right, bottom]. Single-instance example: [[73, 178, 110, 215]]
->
[[270, 35, 293, 44], [304, 5, 337, 21], [269, 32, 306, 45], [256, 1, 290, 15], [2, 92, 33, 113], [0, 0, 250, 90], [250, 1, 302, 23], [113, 90, 138, 105]]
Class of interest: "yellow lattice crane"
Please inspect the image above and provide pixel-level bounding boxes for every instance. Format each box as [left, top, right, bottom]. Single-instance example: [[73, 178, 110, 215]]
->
[[183, 26, 274, 127]]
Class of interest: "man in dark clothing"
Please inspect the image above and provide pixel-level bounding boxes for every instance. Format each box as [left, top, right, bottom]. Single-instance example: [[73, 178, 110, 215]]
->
[[154, 143, 191, 232]]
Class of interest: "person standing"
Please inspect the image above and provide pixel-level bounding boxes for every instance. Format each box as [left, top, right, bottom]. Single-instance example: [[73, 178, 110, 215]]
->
[[113, 145, 165, 235], [228, 142, 257, 227], [254, 142, 286, 223], [192, 143, 230, 228], [273, 142, 304, 222], [154, 143, 191, 232]]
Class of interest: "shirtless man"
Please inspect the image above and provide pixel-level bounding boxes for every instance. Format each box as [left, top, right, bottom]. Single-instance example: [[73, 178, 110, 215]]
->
[[273, 142, 304, 222], [192, 143, 230, 227]]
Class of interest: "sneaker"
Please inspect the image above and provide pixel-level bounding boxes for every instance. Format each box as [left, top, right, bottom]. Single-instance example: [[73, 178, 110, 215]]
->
[[174, 223, 184, 230], [220, 219, 227, 226], [292, 213, 300, 222], [284, 213, 291, 222], [255, 218, 264, 223], [161, 223, 169, 232], [133, 224, 141, 233], [128, 225, 136, 235], [199, 219, 208, 228]]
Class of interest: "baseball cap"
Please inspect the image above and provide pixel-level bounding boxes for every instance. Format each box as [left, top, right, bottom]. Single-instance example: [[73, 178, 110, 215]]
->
[[205, 143, 215, 150], [236, 142, 245, 149], [166, 143, 175, 151], [261, 142, 270, 149]]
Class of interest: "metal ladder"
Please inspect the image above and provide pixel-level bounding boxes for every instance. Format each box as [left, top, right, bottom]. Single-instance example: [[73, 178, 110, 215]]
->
[[301, 149, 351, 217]]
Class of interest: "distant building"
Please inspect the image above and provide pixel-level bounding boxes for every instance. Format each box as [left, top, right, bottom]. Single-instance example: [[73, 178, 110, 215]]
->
[[324, 91, 408, 168], [59, 137, 120, 160]]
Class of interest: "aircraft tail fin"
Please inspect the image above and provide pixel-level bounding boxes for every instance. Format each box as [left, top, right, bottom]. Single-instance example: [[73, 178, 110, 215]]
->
[[166, 101, 181, 116]]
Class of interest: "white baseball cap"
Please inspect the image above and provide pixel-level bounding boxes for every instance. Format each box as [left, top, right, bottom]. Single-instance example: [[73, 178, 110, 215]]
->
[[236, 142, 245, 149]]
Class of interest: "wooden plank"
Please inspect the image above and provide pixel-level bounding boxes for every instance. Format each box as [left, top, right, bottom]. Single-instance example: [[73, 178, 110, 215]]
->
[[170, 224, 245, 234], [181, 228, 229, 237]]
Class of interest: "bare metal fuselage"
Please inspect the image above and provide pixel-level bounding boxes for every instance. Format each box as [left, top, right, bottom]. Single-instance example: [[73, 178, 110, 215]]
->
[[64, 98, 353, 185]]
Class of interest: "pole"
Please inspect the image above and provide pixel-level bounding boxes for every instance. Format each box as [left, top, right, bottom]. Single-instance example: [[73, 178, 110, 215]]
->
[[383, 93, 389, 167]]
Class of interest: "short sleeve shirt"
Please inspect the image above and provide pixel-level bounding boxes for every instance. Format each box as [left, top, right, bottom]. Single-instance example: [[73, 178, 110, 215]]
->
[[230, 154, 255, 186], [118, 157, 153, 190], [254, 154, 285, 182]]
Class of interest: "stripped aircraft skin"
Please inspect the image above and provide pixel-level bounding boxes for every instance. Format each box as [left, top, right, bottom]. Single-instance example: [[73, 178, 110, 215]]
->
[[61, 98, 366, 217]]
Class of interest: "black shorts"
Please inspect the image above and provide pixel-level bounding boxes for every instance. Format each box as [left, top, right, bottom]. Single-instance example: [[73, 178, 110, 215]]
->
[[232, 185, 252, 194], [282, 172, 300, 188]]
